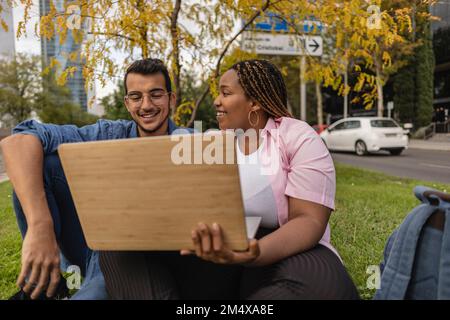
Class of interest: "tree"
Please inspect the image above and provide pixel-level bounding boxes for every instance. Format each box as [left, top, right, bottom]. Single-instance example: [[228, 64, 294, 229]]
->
[[393, 60, 415, 123], [100, 83, 132, 121], [263, 1, 428, 123], [17, 0, 281, 127], [393, 1, 435, 127], [35, 76, 99, 126], [0, 54, 41, 127], [16, 0, 435, 126], [415, 29, 434, 127], [175, 71, 216, 130]]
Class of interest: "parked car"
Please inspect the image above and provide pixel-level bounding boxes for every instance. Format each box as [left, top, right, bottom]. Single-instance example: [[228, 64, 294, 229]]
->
[[319, 117, 409, 156]]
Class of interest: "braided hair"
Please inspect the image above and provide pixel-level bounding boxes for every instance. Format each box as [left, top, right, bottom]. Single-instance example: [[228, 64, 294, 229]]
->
[[230, 59, 292, 119]]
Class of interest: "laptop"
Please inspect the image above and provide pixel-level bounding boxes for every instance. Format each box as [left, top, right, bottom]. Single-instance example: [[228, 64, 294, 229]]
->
[[58, 132, 260, 251]]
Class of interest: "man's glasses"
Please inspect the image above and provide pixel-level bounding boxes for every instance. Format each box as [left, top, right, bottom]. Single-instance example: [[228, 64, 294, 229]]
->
[[125, 90, 170, 107]]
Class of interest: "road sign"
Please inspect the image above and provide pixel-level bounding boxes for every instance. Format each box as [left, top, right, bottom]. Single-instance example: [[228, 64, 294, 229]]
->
[[246, 13, 323, 34], [241, 32, 323, 56], [251, 13, 288, 32], [387, 101, 394, 118]]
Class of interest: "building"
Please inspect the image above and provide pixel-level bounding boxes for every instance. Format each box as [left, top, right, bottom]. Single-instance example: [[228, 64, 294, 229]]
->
[[0, 0, 16, 129], [39, 0, 88, 111], [0, 0, 15, 58], [431, 0, 450, 131]]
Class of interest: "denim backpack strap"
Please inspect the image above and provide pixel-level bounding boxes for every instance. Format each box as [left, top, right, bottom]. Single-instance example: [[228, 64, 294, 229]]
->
[[375, 186, 438, 299], [437, 195, 450, 299]]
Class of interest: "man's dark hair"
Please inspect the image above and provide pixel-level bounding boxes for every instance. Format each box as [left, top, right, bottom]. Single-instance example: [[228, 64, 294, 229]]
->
[[124, 58, 172, 94]]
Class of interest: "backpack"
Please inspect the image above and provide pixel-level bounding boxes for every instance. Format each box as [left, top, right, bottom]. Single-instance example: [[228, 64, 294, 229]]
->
[[374, 185, 450, 300]]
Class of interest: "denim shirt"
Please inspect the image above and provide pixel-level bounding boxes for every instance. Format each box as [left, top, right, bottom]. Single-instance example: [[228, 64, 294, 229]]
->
[[12, 118, 192, 154]]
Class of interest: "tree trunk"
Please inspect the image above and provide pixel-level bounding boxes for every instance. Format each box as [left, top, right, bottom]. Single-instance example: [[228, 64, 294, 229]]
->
[[375, 62, 384, 117], [343, 69, 348, 118], [287, 100, 294, 116], [315, 81, 323, 126], [136, 0, 149, 59], [170, 0, 182, 117]]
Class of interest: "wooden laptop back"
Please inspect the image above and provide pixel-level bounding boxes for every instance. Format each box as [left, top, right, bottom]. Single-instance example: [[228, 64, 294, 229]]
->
[[58, 133, 248, 251]]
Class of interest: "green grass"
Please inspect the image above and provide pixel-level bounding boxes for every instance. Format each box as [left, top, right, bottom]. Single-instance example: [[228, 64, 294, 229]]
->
[[0, 164, 449, 300], [0, 181, 21, 300], [331, 164, 449, 299]]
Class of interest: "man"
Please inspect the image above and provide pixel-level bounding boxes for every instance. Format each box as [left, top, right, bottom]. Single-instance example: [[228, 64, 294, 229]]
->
[[0, 58, 192, 299]]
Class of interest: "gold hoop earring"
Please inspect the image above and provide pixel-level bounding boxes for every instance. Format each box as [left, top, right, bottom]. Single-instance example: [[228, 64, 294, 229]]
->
[[248, 110, 260, 127]]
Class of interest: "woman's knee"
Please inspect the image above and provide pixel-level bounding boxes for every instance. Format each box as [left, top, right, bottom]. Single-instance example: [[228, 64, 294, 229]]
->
[[241, 246, 360, 300]]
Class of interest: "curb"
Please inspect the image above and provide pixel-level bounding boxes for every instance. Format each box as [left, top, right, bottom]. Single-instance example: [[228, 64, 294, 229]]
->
[[408, 140, 450, 152], [0, 173, 9, 183]]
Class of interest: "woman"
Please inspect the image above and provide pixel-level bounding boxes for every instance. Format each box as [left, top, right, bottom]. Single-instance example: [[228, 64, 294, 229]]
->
[[99, 59, 359, 300]]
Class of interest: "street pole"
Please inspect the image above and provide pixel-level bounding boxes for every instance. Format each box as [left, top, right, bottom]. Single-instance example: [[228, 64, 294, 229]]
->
[[344, 69, 348, 119], [300, 55, 307, 121]]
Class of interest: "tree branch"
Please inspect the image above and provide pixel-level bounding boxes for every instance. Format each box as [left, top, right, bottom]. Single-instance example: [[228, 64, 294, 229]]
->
[[186, 0, 274, 127], [88, 32, 138, 43]]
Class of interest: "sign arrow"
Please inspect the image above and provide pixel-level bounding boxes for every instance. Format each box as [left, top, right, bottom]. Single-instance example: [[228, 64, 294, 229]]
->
[[309, 39, 320, 52]]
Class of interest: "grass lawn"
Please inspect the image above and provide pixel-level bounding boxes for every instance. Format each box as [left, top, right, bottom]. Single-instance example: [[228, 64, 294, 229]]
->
[[0, 164, 449, 300], [0, 181, 21, 300]]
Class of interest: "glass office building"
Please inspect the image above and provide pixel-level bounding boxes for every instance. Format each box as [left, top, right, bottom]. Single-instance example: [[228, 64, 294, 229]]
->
[[40, 0, 88, 111], [0, 0, 15, 58], [431, 0, 450, 127]]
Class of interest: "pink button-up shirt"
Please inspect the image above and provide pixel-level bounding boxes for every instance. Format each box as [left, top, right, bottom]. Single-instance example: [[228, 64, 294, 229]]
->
[[259, 117, 338, 257]]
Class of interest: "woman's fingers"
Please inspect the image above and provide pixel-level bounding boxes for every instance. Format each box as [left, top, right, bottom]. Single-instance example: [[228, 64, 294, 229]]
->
[[198, 223, 212, 254], [192, 229, 202, 257], [211, 223, 223, 252], [248, 239, 260, 259]]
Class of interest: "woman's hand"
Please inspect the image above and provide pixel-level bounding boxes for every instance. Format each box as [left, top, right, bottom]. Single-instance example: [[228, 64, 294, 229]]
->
[[180, 222, 260, 265]]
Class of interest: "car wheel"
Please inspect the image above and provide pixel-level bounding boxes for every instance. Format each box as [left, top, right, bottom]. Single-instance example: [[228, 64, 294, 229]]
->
[[389, 148, 403, 156], [355, 140, 368, 156]]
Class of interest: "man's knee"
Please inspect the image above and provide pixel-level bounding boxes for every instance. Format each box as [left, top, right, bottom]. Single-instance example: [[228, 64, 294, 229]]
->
[[42, 153, 68, 188], [44, 153, 63, 175]]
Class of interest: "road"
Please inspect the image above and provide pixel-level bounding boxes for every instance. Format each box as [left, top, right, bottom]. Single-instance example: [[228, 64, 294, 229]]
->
[[331, 148, 450, 184]]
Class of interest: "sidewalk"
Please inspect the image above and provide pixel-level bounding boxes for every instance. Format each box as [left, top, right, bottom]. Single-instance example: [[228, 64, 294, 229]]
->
[[0, 154, 9, 183], [409, 139, 450, 151], [0, 173, 9, 183]]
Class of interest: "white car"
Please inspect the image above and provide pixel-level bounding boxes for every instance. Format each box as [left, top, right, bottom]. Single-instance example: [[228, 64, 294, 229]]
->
[[320, 117, 409, 156]]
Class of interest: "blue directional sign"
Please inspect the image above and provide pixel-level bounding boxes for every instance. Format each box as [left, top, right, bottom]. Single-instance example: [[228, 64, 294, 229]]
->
[[245, 12, 323, 34], [252, 12, 288, 32]]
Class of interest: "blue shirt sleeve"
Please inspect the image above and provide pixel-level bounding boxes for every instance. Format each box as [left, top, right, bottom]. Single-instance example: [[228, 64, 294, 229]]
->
[[12, 119, 134, 155]]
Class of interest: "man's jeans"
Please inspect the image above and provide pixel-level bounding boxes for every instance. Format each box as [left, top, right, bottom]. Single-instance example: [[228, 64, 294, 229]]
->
[[12, 153, 108, 300]]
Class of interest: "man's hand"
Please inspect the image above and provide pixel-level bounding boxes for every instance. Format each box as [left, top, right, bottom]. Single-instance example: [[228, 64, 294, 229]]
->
[[18, 223, 61, 299], [180, 222, 260, 265], [1, 135, 62, 299]]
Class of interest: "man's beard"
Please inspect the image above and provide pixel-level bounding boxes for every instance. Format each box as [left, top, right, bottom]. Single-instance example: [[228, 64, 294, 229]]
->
[[137, 104, 171, 136]]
